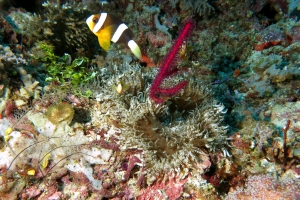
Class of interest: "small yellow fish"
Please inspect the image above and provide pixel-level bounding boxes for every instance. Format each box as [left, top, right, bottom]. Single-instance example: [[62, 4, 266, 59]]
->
[[86, 13, 142, 60]]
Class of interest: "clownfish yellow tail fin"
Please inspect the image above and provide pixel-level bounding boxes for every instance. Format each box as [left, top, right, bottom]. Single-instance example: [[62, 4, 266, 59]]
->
[[128, 40, 142, 60]]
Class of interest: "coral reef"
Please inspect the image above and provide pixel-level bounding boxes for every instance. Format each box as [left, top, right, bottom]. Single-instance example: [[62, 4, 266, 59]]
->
[[0, 45, 26, 65], [0, 61, 229, 199], [0, 0, 300, 199], [0, 44, 37, 114], [226, 173, 300, 199], [0, 90, 113, 196], [170, 0, 214, 16], [2, 1, 92, 55], [37, 1, 91, 53]]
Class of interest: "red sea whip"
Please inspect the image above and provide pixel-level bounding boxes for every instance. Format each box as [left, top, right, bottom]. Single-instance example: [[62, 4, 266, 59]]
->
[[149, 18, 195, 103]]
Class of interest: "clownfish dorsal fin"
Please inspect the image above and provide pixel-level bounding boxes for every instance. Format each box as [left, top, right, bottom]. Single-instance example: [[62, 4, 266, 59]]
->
[[96, 25, 117, 50]]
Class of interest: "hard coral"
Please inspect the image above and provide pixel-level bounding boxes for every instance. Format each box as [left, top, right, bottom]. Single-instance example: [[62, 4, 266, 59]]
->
[[13, 1, 92, 54], [40, 1, 91, 52]]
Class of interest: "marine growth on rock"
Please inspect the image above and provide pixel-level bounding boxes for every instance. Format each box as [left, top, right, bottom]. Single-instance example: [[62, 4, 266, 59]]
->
[[46, 103, 74, 125]]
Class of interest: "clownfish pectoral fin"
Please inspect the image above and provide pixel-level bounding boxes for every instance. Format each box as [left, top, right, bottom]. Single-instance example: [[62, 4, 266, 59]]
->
[[98, 36, 111, 51], [128, 40, 142, 60], [96, 25, 116, 51]]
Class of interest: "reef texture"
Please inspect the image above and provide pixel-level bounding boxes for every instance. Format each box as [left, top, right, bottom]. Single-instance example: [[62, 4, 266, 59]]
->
[[0, 0, 300, 199], [0, 62, 229, 199]]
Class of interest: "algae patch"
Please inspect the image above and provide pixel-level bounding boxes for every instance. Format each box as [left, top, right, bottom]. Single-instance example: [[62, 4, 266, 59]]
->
[[46, 103, 74, 125]]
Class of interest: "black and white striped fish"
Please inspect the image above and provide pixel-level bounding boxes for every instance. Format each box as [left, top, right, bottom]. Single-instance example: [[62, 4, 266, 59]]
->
[[86, 13, 142, 60]]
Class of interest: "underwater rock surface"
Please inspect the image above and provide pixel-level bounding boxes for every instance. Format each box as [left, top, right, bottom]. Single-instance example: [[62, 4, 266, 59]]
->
[[0, 0, 300, 199]]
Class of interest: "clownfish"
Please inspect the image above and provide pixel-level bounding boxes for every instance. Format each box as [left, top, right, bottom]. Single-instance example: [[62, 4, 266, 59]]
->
[[86, 13, 142, 60]]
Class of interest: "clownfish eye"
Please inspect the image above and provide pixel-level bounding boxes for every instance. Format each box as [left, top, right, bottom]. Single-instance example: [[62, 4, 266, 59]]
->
[[92, 17, 99, 23]]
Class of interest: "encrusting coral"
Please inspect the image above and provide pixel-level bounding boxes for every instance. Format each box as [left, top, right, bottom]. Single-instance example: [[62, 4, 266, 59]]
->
[[46, 102, 74, 125], [226, 173, 300, 199]]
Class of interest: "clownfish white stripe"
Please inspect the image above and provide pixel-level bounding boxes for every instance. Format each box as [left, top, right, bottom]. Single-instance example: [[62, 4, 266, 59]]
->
[[128, 40, 142, 60], [111, 23, 128, 43], [93, 12, 107, 33]]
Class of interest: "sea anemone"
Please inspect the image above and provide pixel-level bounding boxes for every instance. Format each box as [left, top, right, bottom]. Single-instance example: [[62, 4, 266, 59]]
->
[[114, 88, 228, 182], [89, 63, 229, 182]]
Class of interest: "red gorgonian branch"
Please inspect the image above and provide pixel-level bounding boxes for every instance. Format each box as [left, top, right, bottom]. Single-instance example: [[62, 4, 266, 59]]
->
[[149, 18, 195, 103]]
